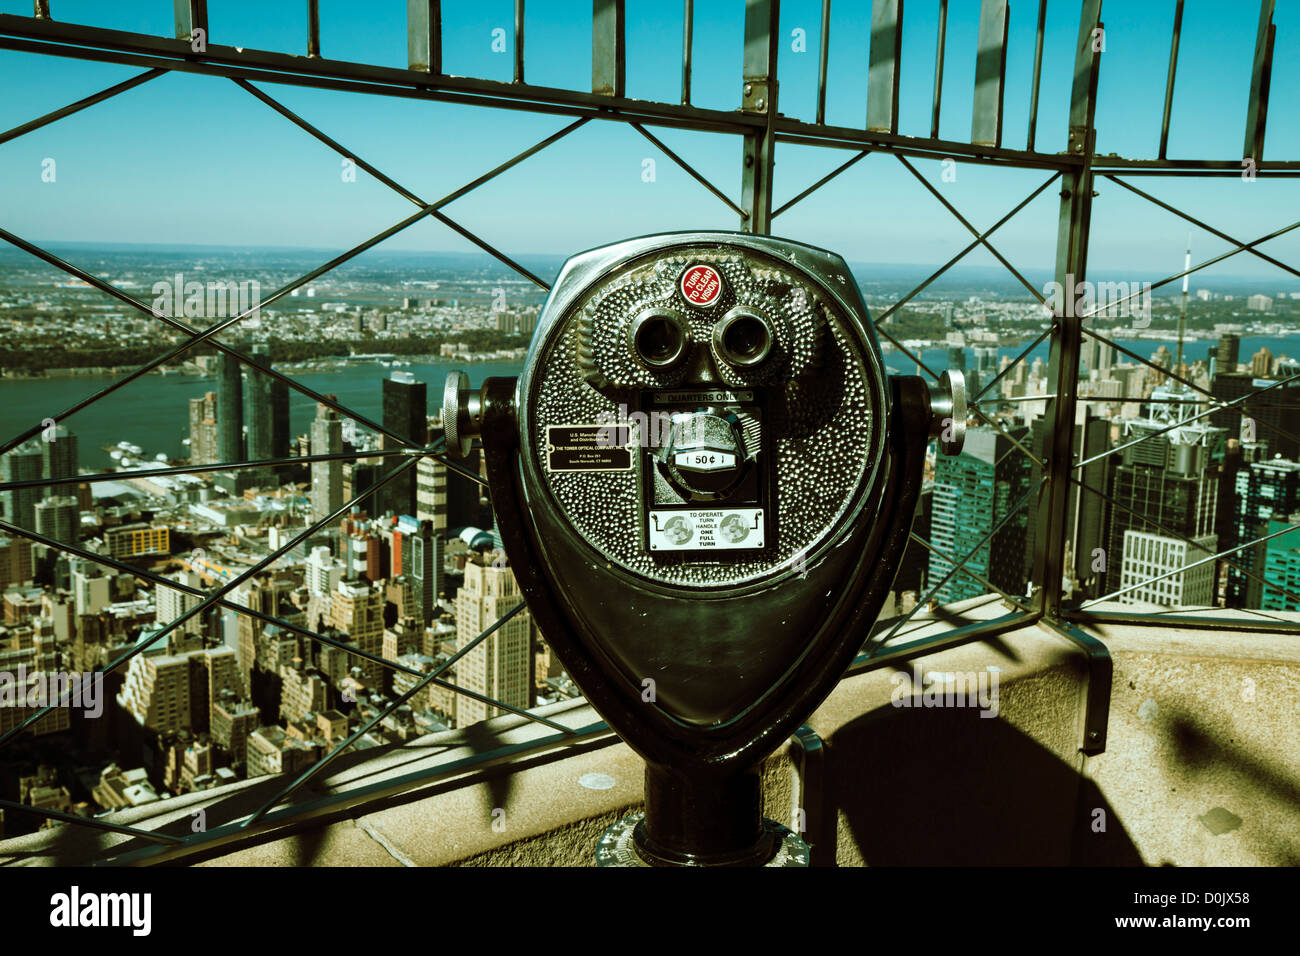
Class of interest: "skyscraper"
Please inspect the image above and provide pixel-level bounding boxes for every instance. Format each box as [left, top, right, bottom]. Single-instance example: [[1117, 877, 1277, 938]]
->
[[155, 569, 205, 638], [310, 397, 343, 523], [1210, 373, 1300, 460], [417, 446, 484, 532], [40, 425, 78, 495], [928, 425, 1033, 605], [328, 579, 385, 678], [380, 371, 427, 517], [188, 391, 219, 466], [34, 496, 79, 545], [0, 534, 33, 589], [245, 343, 290, 471], [0, 441, 44, 533], [401, 517, 443, 626], [454, 556, 535, 725], [1259, 517, 1300, 611], [1226, 458, 1300, 608], [1101, 401, 1223, 599], [117, 653, 193, 734], [1215, 333, 1240, 375], [1118, 531, 1216, 607], [216, 348, 244, 464]]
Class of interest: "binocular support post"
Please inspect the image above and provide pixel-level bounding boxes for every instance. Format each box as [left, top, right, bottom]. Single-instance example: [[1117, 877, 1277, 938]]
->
[[469, 372, 935, 866], [638, 763, 770, 866]]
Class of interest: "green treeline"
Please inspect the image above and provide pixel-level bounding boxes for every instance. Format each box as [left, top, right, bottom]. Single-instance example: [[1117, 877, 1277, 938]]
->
[[1, 330, 527, 374]]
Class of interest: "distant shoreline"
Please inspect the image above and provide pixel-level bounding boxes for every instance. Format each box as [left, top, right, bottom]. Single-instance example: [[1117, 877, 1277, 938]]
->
[[0, 352, 530, 381]]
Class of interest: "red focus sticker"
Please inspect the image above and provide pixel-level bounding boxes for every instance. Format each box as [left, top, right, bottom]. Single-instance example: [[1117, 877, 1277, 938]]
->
[[679, 263, 723, 308]]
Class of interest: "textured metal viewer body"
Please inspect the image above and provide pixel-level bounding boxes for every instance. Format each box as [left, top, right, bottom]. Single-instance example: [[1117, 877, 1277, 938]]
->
[[450, 232, 949, 865]]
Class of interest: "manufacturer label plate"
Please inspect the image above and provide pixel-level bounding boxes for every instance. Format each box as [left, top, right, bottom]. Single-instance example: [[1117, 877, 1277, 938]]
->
[[546, 424, 634, 472]]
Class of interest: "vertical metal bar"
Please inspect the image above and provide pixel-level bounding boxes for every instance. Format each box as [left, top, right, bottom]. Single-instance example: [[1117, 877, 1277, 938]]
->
[[514, 0, 525, 83], [788, 726, 832, 865], [307, 0, 321, 58], [741, 0, 778, 235], [174, 0, 208, 44], [1027, 0, 1047, 151], [1243, 0, 1276, 162], [816, 0, 830, 124], [682, 0, 694, 104], [971, 0, 1009, 148], [1035, 0, 1102, 618], [34, 1, 50, 19], [866, 0, 902, 134], [407, 0, 443, 74], [1158, 0, 1184, 159], [930, 0, 947, 139], [593, 0, 626, 97]]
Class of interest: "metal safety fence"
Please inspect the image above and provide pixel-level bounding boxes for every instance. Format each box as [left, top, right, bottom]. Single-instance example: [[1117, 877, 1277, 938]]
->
[[0, 0, 1296, 862]]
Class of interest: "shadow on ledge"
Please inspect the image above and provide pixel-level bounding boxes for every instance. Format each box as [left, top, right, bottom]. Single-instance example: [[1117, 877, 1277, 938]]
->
[[831, 703, 1142, 866]]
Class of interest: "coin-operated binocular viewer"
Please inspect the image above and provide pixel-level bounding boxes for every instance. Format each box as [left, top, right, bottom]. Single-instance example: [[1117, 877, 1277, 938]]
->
[[443, 233, 965, 866]]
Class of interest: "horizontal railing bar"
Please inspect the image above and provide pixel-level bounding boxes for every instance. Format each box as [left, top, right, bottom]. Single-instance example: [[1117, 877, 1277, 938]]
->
[[973, 393, 1057, 405], [850, 609, 1036, 676], [1076, 394, 1300, 408], [1092, 158, 1300, 173], [1062, 608, 1300, 634], [96, 718, 615, 867], [0, 799, 184, 846], [0, 18, 759, 134], [0, 445, 424, 493], [0, 440, 486, 492], [2, 16, 1299, 174]]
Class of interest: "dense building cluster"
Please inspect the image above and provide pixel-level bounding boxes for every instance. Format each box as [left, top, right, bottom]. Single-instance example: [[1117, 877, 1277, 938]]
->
[[0, 364, 569, 840], [911, 330, 1300, 614]]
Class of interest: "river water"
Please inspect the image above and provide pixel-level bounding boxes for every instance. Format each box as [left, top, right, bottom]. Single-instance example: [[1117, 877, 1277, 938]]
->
[[1, 335, 1295, 472]]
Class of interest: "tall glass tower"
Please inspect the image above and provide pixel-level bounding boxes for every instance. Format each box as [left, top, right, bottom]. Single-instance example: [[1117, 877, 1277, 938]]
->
[[380, 371, 427, 517]]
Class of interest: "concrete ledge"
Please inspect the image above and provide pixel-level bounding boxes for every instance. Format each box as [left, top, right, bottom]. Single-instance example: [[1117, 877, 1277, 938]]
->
[[4, 598, 1298, 866], [1075, 614, 1300, 867]]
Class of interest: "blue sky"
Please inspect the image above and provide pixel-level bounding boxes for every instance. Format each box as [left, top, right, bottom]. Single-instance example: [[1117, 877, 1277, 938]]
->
[[0, 0, 1297, 281]]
